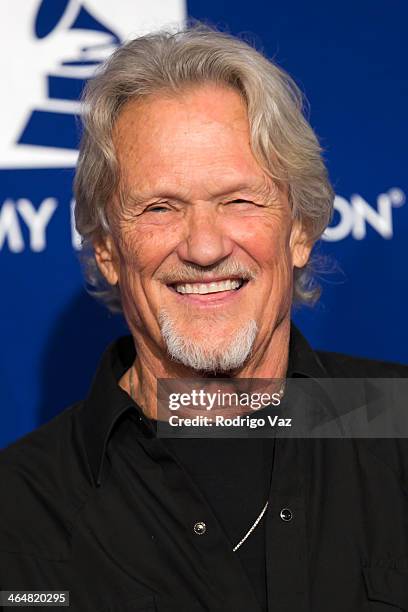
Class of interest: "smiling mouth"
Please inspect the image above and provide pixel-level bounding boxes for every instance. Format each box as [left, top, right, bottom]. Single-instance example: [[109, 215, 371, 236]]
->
[[168, 278, 248, 295]]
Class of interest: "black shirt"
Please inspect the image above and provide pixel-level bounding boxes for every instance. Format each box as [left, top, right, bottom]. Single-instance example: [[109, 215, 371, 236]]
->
[[161, 437, 273, 610], [1, 325, 408, 612]]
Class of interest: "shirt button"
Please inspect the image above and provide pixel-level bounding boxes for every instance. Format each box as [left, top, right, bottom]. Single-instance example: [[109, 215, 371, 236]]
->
[[280, 507, 293, 522], [193, 521, 207, 535]]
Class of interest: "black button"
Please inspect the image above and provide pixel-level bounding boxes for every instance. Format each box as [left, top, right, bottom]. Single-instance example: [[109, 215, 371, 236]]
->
[[280, 507, 293, 522]]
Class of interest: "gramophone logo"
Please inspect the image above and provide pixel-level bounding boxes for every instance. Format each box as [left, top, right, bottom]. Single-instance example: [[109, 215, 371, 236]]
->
[[0, 0, 185, 169]]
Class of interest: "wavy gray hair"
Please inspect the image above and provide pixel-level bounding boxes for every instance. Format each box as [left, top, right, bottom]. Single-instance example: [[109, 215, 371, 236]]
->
[[74, 23, 334, 312]]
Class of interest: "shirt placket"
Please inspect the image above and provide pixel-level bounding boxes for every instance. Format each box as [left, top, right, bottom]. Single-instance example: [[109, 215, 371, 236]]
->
[[137, 432, 264, 612], [265, 437, 310, 612]]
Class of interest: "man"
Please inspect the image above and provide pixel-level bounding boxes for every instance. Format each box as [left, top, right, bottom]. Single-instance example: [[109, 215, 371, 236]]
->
[[1, 25, 408, 612]]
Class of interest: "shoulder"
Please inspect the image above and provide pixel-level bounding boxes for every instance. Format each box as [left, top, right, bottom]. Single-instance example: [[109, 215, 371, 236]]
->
[[316, 350, 408, 377], [0, 403, 92, 559], [314, 350, 408, 485], [0, 401, 90, 483]]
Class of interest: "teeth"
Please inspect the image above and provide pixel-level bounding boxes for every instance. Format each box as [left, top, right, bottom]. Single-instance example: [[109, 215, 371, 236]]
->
[[175, 279, 242, 294]]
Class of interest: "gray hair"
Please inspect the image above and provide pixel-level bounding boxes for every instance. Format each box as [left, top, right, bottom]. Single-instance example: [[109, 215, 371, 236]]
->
[[74, 23, 334, 312]]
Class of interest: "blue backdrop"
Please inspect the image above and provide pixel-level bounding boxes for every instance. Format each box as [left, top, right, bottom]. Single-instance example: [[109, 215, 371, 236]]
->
[[1, 0, 407, 448]]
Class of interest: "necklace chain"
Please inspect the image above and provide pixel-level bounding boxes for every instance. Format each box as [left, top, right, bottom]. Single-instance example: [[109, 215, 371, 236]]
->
[[232, 500, 269, 552], [128, 366, 274, 552], [129, 365, 135, 402]]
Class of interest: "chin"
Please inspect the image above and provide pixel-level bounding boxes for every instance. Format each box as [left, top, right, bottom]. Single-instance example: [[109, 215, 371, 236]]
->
[[158, 310, 258, 373]]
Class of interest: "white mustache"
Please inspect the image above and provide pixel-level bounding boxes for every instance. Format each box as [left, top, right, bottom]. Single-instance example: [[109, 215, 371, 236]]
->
[[157, 263, 257, 285]]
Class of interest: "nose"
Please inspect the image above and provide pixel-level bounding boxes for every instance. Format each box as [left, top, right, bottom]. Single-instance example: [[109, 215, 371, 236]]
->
[[176, 204, 234, 267]]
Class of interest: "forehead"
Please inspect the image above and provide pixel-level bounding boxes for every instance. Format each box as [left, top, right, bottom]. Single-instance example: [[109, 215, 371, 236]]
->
[[112, 84, 270, 199]]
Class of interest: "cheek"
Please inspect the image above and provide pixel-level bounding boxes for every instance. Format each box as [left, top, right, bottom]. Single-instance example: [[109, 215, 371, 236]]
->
[[114, 228, 168, 326], [233, 216, 292, 269], [116, 226, 166, 275]]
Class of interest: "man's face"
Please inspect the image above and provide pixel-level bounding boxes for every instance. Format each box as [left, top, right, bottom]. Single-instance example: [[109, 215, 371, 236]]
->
[[96, 84, 311, 372]]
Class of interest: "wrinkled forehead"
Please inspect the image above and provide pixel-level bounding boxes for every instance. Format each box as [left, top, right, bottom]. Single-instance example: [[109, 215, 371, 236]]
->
[[111, 84, 283, 203]]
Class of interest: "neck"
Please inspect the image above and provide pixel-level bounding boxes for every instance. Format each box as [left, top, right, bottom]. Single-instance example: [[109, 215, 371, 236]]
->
[[119, 316, 291, 420]]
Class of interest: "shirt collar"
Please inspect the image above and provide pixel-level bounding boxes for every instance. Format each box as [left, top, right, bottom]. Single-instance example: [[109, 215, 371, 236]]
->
[[78, 323, 327, 487], [79, 336, 139, 487], [287, 323, 328, 378]]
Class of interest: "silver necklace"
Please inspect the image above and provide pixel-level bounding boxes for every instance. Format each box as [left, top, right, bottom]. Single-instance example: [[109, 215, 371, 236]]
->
[[129, 366, 136, 403], [128, 367, 281, 552], [231, 384, 285, 551], [232, 381, 284, 551], [232, 500, 269, 552]]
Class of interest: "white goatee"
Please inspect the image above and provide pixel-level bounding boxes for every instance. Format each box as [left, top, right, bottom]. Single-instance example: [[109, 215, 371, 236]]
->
[[158, 310, 258, 373]]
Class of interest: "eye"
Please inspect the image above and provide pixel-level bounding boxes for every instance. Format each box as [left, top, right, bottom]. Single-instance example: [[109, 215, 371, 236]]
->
[[145, 204, 171, 213]]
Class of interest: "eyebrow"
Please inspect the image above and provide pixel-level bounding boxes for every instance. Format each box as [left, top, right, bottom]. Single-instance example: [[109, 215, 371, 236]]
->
[[126, 179, 273, 205]]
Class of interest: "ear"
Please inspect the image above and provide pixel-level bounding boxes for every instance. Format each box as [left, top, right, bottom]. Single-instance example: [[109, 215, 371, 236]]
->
[[289, 220, 313, 269], [94, 235, 119, 286]]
